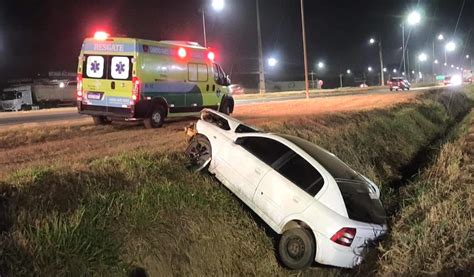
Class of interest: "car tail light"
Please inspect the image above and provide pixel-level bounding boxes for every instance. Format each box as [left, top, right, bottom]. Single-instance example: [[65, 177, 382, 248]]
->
[[131, 76, 141, 104], [76, 74, 83, 101], [330, 228, 356, 247]]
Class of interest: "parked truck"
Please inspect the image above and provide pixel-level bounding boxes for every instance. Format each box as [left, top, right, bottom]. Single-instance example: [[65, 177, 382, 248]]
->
[[462, 69, 473, 84], [0, 82, 76, 111]]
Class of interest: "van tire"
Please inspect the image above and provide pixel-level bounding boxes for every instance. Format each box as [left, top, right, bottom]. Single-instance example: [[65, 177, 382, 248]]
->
[[278, 228, 315, 269], [144, 105, 166, 129], [92, 116, 112, 125], [219, 96, 234, 115]]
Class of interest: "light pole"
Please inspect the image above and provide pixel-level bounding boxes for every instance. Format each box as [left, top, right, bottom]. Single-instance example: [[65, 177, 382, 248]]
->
[[256, 0, 266, 94], [402, 11, 421, 80], [432, 34, 444, 78], [202, 0, 224, 48], [300, 0, 309, 99], [418, 52, 427, 83], [369, 37, 385, 86]]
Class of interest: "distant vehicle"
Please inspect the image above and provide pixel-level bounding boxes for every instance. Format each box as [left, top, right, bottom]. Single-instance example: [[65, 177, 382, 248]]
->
[[0, 83, 75, 112], [229, 84, 245, 95], [444, 75, 463, 86], [76, 32, 233, 128], [462, 69, 472, 84], [186, 109, 387, 269], [388, 77, 410, 91], [359, 83, 368, 88]]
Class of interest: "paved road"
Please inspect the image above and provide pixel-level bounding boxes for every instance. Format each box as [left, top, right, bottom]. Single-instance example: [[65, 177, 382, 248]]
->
[[0, 86, 439, 127]]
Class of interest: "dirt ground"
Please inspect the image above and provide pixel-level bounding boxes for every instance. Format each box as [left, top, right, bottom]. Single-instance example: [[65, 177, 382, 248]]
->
[[0, 92, 419, 179]]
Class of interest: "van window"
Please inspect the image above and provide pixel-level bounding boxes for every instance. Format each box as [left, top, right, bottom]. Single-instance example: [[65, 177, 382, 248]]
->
[[110, 56, 131, 80], [86, 56, 105, 79], [188, 63, 208, 82]]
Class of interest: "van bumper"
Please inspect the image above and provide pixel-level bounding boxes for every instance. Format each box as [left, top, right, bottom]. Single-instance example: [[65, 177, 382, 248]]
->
[[78, 103, 134, 119]]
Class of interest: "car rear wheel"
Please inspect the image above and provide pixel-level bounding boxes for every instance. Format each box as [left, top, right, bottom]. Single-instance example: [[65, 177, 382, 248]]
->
[[185, 135, 212, 173], [144, 105, 166, 129], [279, 228, 315, 269], [92, 116, 112, 125]]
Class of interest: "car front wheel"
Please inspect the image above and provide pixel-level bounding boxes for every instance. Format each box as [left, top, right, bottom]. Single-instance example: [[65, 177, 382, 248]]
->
[[185, 135, 212, 173], [278, 228, 315, 269]]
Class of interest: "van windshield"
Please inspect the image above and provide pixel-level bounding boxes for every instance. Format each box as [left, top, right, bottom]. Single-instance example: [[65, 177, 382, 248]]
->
[[1, 91, 18, 101], [83, 55, 133, 80]]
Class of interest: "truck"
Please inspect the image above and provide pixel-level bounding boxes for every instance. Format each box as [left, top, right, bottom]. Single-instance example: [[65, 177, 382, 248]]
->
[[0, 82, 76, 112], [76, 31, 234, 128]]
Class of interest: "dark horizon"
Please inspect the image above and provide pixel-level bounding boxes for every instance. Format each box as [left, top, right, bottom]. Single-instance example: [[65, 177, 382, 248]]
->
[[0, 0, 472, 87]]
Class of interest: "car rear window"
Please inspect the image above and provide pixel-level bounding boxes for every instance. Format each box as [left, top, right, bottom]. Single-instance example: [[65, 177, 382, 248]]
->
[[83, 55, 133, 80]]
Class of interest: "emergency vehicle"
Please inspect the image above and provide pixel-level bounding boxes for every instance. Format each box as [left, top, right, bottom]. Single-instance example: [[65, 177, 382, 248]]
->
[[76, 32, 234, 128]]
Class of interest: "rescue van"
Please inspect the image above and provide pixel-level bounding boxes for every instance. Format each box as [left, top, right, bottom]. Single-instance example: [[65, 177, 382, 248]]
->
[[76, 32, 234, 128]]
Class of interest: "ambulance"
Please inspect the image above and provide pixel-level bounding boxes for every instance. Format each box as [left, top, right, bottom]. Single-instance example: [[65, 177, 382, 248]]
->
[[76, 32, 234, 128]]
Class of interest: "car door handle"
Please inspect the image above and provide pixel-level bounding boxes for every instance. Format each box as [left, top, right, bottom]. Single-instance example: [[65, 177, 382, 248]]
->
[[254, 168, 261, 175]]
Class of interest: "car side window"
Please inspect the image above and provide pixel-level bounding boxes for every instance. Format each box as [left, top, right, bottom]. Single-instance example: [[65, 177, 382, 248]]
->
[[238, 137, 291, 166], [275, 154, 324, 196]]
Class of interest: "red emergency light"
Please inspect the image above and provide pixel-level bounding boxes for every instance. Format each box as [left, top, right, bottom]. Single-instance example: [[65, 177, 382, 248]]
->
[[94, 31, 110, 40], [178, 47, 187, 58], [207, 51, 215, 61]]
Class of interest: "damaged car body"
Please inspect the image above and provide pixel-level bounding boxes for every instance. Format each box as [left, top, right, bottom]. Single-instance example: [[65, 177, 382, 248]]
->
[[186, 109, 387, 269]]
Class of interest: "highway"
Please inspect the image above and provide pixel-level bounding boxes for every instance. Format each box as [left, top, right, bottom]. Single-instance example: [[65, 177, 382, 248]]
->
[[0, 86, 439, 127]]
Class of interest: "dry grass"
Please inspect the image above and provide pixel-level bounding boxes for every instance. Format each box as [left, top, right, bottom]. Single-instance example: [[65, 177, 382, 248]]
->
[[375, 110, 473, 275]]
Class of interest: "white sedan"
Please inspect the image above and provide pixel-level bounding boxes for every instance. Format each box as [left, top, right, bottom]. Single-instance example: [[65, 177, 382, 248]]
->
[[185, 109, 387, 269]]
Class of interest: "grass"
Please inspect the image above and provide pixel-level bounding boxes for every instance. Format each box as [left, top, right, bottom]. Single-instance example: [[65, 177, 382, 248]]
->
[[375, 108, 473, 275], [0, 86, 472, 276]]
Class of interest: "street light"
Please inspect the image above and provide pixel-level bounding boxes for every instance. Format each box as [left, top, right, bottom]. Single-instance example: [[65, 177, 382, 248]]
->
[[346, 69, 351, 74], [445, 41, 456, 52], [383, 67, 387, 72], [267, 57, 278, 67], [437, 34, 444, 40], [407, 11, 421, 25], [317, 62, 325, 69], [212, 0, 224, 11], [369, 38, 375, 44], [418, 53, 428, 62], [393, 69, 397, 73], [434, 59, 438, 64], [368, 66, 373, 72], [202, 0, 225, 48], [467, 54, 470, 59]]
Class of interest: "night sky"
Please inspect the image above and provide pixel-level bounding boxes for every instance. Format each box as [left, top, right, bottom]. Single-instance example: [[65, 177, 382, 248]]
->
[[0, 0, 473, 87]]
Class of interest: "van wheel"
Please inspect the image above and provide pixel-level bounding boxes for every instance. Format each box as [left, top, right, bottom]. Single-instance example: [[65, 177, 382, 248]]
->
[[279, 228, 315, 269], [92, 116, 112, 125], [219, 97, 233, 115], [144, 105, 166, 128]]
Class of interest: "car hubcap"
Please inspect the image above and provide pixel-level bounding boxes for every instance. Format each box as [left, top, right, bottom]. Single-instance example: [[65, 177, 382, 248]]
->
[[152, 112, 161, 124], [287, 237, 305, 259], [187, 140, 211, 171]]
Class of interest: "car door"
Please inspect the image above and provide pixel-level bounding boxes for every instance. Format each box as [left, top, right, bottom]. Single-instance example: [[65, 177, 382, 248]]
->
[[216, 136, 290, 203], [255, 151, 325, 227]]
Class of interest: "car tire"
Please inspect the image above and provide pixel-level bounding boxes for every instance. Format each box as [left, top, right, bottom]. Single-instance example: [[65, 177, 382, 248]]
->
[[92, 116, 112, 125], [278, 228, 315, 269], [389, 88, 393, 91], [219, 96, 233, 115], [185, 135, 212, 172], [144, 105, 166, 129]]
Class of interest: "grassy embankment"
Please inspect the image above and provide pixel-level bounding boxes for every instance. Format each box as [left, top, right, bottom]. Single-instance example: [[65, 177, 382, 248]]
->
[[0, 87, 472, 276]]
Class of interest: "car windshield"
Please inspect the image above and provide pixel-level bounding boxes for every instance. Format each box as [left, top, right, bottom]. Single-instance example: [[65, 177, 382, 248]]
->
[[235, 124, 260, 133], [280, 134, 365, 182], [0, 91, 17, 101]]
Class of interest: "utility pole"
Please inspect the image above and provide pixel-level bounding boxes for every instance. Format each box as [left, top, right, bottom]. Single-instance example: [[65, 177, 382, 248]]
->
[[300, 0, 309, 99], [256, 0, 266, 94], [339, 74, 343, 88], [378, 39, 384, 86], [432, 39, 435, 80], [402, 24, 406, 75], [202, 10, 207, 48]]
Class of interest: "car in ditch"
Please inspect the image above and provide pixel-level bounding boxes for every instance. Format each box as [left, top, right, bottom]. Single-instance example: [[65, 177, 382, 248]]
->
[[185, 109, 387, 269]]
